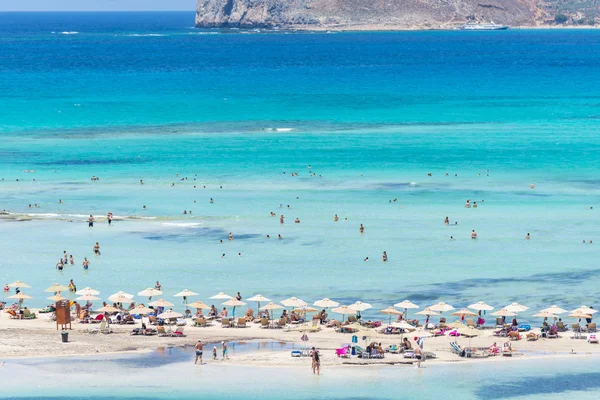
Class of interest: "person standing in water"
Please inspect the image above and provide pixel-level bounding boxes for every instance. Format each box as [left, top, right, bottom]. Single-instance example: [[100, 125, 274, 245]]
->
[[311, 347, 321, 375], [194, 340, 204, 365], [382, 251, 388, 262], [444, 216, 449, 225], [222, 341, 229, 360], [107, 212, 113, 226], [93, 242, 101, 255], [414, 341, 424, 368], [82, 257, 90, 269], [471, 230, 477, 239], [88, 215, 94, 227], [280, 215, 284, 224], [360, 224, 364, 234]]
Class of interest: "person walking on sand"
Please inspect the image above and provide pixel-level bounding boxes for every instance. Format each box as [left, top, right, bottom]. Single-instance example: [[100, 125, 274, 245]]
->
[[194, 340, 203, 364], [310, 347, 321, 375], [222, 341, 229, 360]]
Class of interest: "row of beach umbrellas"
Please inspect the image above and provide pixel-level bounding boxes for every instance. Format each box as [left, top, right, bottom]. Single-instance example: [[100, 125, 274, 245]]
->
[[4, 281, 597, 321]]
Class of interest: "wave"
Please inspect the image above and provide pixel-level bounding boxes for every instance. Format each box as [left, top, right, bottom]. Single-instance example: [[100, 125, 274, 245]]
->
[[263, 127, 295, 132], [189, 32, 220, 35], [122, 33, 166, 37], [60, 31, 79, 35], [161, 222, 204, 228]]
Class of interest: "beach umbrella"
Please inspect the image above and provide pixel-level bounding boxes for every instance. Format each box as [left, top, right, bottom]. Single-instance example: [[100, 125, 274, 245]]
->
[[247, 294, 270, 309], [380, 306, 403, 325], [331, 305, 353, 322], [222, 299, 246, 318], [138, 288, 163, 298], [293, 305, 319, 313], [568, 311, 592, 319], [391, 321, 416, 331], [504, 302, 528, 313], [158, 310, 183, 319], [348, 301, 372, 313], [540, 305, 567, 315], [571, 306, 597, 315], [7, 280, 31, 288], [415, 307, 439, 326], [260, 302, 284, 323], [96, 305, 120, 313], [429, 302, 455, 313], [108, 291, 134, 303], [130, 304, 154, 327], [44, 284, 69, 293], [455, 326, 483, 348], [76, 294, 101, 301], [533, 311, 557, 319], [451, 308, 478, 321], [281, 297, 307, 308], [76, 287, 100, 296], [394, 300, 419, 320], [448, 321, 466, 329], [108, 294, 134, 305], [174, 289, 198, 306], [8, 293, 32, 300], [467, 301, 494, 312], [210, 292, 233, 300], [491, 308, 517, 317], [47, 294, 66, 302], [314, 298, 339, 308], [149, 299, 174, 308], [187, 301, 211, 310]]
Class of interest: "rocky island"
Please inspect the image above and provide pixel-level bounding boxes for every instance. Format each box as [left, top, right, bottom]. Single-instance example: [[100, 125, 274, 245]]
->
[[195, 0, 600, 30]]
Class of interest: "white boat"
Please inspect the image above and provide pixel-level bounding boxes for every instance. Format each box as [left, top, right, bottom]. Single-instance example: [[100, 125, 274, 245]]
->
[[460, 21, 508, 30]]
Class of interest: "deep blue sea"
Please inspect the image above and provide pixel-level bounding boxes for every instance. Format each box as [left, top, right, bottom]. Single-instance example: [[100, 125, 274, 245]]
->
[[1, 12, 600, 398]]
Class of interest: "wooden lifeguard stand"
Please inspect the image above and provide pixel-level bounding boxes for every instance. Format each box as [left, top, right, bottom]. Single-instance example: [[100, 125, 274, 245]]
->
[[55, 300, 72, 330]]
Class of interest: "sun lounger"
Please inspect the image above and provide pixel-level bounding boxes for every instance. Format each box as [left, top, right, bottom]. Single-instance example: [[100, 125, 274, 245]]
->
[[278, 317, 287, 329], [556, 321, 568, 332], [171, 327, 186, 337], [260, 317, 269, 328], [157, 326, 169, 337], [495, 318, 503, 329], [221, 319, 231, 328], [526, 332, 539, 341], [195, 318, 206, 327], [508, 331, 521, 341], [335, 347, 350, 358], [587, 323, 597, 333], [237, 318, 247, 328], [466, 319, 475, 328], [588, 334, 598, 343]]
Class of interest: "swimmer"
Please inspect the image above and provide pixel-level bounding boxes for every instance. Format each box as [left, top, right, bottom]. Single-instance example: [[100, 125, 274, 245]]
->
[[530, 184, 535, 189], [450, 236, 454, 240], [3, 284, 9, 293], [56, 259, 64, 271], [359, 224, 364, 234], [140, 179, 144, 184], [210, 198, 214, 204], [222, 253, 225, 258], [82, 257, 89, 270], [471, 230, 477, 239], [238, 253, 242, 257], [334, 214, 338, 222], [465, 200, 471, 208], [525, 233, 530, 240], [444, 216, 449, 225], [382, 251, 387, 262], [229, 232, 233, 241], [59, 199, 63, 204], [219, 239, 223, 243], [278, 234, 282, 239], [69, 255, 74, 265], [364, 257, 369, 262], [107, 212, 113, 225], [266, 234, 270, 239], [183, 210, 187, 214], [280, 215, 284, 224], [473, 202, 477, 208], [295, 218, 300, 223]]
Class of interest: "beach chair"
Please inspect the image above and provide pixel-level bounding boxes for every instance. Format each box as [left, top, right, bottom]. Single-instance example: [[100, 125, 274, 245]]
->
[[148, 316, 158, 325], [587, 323, 597, 332], [466, 319, 475, 328], [526, 332, 539, 341], [99, 320, 112, 334], [556, 321, 568, 332], [348, 316, 357, 324], [171, 327, 185, 337], [221, 319, 231, 328], [495, 318, 503, 329], [278, 317, 287, 329], [439, 317, 448, 328], [335, 347, 349, 358], [195, 318, 206, 327], [508, 331, 521, 341], [237, 318, 247, 328], [157, 326, 169, 337], [588, 334, 599, 343], [260, 318, 269, 329]]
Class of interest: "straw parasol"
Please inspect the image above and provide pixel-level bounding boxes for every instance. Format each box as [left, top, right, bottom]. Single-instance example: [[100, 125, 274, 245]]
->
[[415, 307, 439, 325], [540, 305, 567, 315], [380, 306, 403, 325], [187, 301, 211, 310], [130, 304, 154, 326], [281, 297, 307, 308], [222, 298, 246, 317], [149, 298, 174, 307], [572, 306, 597, 315], [76, 287, 100, 296], [260, 302, 284, 322], [533, 311, 557, 319], [138, 288, 163, 298], [44, 284, 69, 293], [47, 294, 66, 302], [504, 302, 529, 313], [568, 311, 592, 319], [314, 298, 339, 308], [429, 302, 455, 313], [96, 305, 120, 313], [174, 289, 198, 306], [158, 310, 183, 319], [293, 305, 318, 313], [451, 308, 478, 320], [331, 305, 353, 322], [467, 301, 494, 312], [247, 294, 271, 310], [210, 292, 233, 300], [348, 301, 372, 314], [491, 308, 517, 317], [8, 293, 32, 300], [76, 295, 101, 301], [394, 300, 419, 320], [108, 291, 134, 303], [7, 280, 31, 288], [391, 321, 416, 331]]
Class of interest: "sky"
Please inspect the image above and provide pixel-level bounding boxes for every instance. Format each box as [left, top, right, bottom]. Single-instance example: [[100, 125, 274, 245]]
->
[[0, 1, 196, 11]]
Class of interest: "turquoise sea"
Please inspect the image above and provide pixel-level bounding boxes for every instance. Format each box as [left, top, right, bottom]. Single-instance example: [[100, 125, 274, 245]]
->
[[1, 12, 600, 398]]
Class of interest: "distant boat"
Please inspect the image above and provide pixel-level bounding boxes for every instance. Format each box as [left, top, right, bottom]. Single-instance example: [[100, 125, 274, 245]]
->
[[460, 21, 508, 30]]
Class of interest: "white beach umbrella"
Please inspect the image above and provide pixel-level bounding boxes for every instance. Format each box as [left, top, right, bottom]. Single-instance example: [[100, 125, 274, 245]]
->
[[174, 289, 198, 306], [96, 305, 120, 313], [451, 308, 478, 320], [108, 291, 134, 303], [491, 308, 517, 317], [391, 321, 416, 331], [7, 280, 31, 288], [540, 305, 567, 315], [467, 301, 494, 312], [44, 284, 69, 293], [210, 292, 233, 300], [569, 311, 592, 319], [8, 293, 32, 300], [222, 298, 246, 318], [76, 295, 101, 301], [130, 304, 154, 326], [331, 305, 353, 322], [415, 307, 439, 325], [504, 302, 528, 313], [380, 307, 403, 325], [313, 298, 339, 308], [187, 301, 211, 310], [47, 294, 66, 302], [138, 288, 163, 297], [149, 298, 174, 307], [348, 301, 372, 313], [247, 294, 271, 311], [429, 302, 455, 313], [158, 310, 183, 319], [394, 300, 419, 320], [293, 306, 319, 313], [533, 311, 557, 319], [260, 302, 284, 321], [572, 306, 597, 315], [281, 297, 307, 308], [76, 287, 100, 296]]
